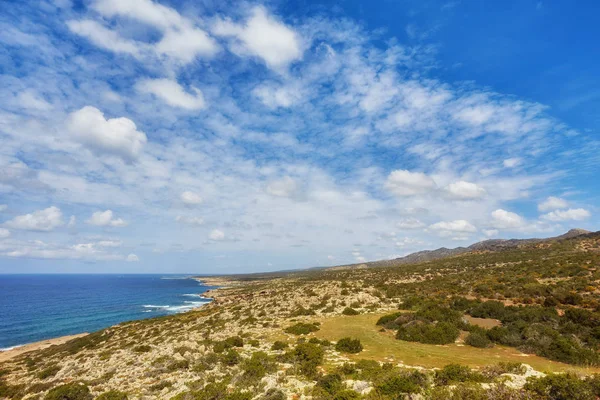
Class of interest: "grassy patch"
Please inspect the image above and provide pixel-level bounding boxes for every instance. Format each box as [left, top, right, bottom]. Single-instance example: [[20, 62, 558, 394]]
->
[[313, 313, 600, 373]]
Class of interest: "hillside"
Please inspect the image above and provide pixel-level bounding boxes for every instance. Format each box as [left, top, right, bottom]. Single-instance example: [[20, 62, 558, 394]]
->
[[2, 231, 600, 399], [353, 228, 592, 268]]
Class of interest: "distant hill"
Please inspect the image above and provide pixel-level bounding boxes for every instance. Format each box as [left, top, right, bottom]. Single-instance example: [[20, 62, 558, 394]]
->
[[342, 228, 592, 269]]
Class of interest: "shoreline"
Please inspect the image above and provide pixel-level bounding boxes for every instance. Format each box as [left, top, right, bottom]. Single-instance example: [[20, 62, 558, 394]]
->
[[1, 277, 220, 364], [0, 333, 88, 363]]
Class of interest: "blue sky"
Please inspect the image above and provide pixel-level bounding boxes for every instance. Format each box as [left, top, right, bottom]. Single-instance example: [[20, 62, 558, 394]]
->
[[0, 0, 598, 274]]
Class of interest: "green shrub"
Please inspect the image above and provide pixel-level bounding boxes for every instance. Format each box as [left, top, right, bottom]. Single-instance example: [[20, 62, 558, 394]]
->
[[132, 345, 152, 353], [525, 373, 595, 400], [342, 307, 359, 316], [376, 312, 403, 328], [271, 341, 288, 350], [335, 338, 363, 354], [149, 381, 172, 392], [435, 364, 483, 385], [465, 331, 493, 348], [288, 343, 324, 378], [315, 373, 344, 395], [37, 365, 61, 379], [221, 349, 240, 366], [45, 383, 92, 400], [290, 306, 316, 317], [224, 336, 244, 348], [376, 374, 423, 395], [396, 322, 459, 345], [261, 388, 285, 400], [332, 390, 360, 400], [95, 390, 128, 400], [241, 351, 277, 381], [285, 322, 320, 335]]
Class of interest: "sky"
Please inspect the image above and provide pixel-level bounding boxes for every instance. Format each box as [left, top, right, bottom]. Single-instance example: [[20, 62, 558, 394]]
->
[[0, 0, 599, 274]]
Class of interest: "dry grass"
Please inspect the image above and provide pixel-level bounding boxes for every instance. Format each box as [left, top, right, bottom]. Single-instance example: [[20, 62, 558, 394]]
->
[[312, 312, 600, 374]]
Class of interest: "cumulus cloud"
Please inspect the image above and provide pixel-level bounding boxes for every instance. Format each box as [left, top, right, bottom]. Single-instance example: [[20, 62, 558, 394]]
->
[[67, 106, 147, 162], [126, 253, 140, 262], [490, 209, 524, 229], [266, 176, 299, 198], [175, 215, 204, 226], [541, 208, 591, 222], [180, 191, 203, 205], [430, 220, 477, 233], [538, 196, 568, 212], [397, 218, 425, 230], [4, 206, 64, 231], [0, 239, 132, 261], [86, 210, 128, 227], [445, 181, 486, 200], [483, 229, 499, 237], [213, 6, 302, 70], [0, 228, 10, 238], [69, 0, 218, 64], [136, 79, 205, 110], [385, 170, 436, 196], [209, 229, 225, 241]]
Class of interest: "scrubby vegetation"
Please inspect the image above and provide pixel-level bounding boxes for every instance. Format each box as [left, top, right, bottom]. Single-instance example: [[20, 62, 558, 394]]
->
[[2, 232, 600, 399]]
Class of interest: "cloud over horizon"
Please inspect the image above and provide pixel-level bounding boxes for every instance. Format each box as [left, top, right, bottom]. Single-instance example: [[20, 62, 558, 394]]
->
[[0, 0, 597, 273]]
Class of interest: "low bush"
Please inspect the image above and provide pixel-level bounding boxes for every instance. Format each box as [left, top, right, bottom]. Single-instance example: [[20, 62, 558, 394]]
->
[[95, 390, 128, 400], [396, 322, 460, 345], [435, 364, 486, 386], [525, 373, 596, 400], [465, 331, 493, 348], [342, 307, 360, 316], [37, 365, 61, 380], [132, 345, 152, 353], [335, 338, 363, 354], [45, 382, 92, 400], [285, 322, 320, 335], [271, 341, 288, 350]]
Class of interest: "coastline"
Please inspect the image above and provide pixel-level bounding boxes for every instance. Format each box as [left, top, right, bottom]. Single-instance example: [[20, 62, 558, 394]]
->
[[0, 333, 88, 363], [1, 276, 219, 364]]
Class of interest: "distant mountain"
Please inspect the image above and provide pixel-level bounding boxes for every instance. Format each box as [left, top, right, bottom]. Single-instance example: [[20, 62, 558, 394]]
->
[[346, 228, 592, 269]]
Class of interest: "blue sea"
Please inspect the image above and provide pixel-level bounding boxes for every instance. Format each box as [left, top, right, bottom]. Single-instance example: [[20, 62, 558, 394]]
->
[[0, 275, 215, 350]]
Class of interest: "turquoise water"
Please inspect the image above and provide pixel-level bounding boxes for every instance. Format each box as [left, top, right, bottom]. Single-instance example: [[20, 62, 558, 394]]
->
[[0, 274, 214, 349]]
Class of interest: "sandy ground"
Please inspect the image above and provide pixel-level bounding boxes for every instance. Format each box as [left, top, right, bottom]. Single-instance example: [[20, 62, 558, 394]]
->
[[0, 333, 88, 363]]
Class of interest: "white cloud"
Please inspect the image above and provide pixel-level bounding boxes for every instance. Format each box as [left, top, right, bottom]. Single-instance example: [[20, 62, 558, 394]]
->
[[175, 215, 204, 226], [136, 79, 205, 110], [0, 205, 7, 212], [538, 196, 568, 212], [490, 209, 524, 229], [266, 176, 299, 198], [209, 229, 225, 241], [4, 206, 64, 231], [397, 218, 425, 230], [503, 158, 522, 168], [430, 219, 477, 233], [541, 208, 591, 222], [81, 0, 218, 64], [66, 20, 141, 56], [445, 181, 486, 200], [126, 253, 140, 262], [483, 229, 499, 237], [97, 240, 122, 247], [253, 84, 302, 108], [180, 191, 203, 205], [68, 215, 76, 228], [67, 106, 147, 162], [86, 210, 128, 227], [213, 6, 302, 70], [0, 228, 10, 239], [385, 170, 436, 196], [17, 90, 53, 111]]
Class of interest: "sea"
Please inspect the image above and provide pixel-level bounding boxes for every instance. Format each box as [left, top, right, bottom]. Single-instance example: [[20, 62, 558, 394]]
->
[[0, 274, 215, 350]]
